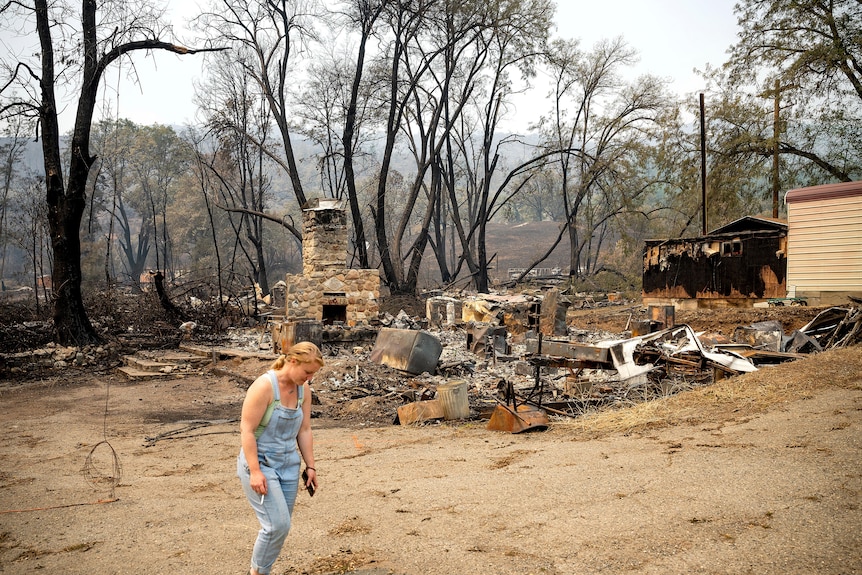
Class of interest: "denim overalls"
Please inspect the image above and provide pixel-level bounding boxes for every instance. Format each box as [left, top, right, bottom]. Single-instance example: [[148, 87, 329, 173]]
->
[[237, 370, 304, 575]]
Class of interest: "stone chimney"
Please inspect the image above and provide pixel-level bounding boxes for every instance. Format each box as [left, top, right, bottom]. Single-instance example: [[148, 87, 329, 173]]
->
[[302, 199, 348, 275], [283, 199, 380, 326]]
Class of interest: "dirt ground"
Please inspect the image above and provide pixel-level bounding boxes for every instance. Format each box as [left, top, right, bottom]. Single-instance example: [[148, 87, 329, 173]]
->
[[1, 304, 861, 575]]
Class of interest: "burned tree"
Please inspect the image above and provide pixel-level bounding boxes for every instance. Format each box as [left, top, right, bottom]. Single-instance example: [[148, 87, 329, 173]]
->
[[0, 0, 224, 345]]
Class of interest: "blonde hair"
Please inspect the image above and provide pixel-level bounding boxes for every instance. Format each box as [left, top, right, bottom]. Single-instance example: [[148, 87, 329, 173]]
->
[[271, 341, 324, 370]]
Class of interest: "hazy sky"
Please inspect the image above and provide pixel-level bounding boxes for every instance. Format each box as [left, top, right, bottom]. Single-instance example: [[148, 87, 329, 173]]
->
[[557, 0, 739, 95], [75, 0, 740, 132]]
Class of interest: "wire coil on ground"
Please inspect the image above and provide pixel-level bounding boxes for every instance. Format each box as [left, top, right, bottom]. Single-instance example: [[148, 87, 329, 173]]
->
[[84, 376, 122, 498], [83, 439, 122, 497]]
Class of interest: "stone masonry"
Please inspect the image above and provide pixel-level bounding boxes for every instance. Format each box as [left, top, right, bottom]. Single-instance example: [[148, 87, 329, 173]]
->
[[284, 199, 380, 326]]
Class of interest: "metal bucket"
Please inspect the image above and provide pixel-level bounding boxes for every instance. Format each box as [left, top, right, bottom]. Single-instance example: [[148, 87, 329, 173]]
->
[[437, 380, 470, 420]]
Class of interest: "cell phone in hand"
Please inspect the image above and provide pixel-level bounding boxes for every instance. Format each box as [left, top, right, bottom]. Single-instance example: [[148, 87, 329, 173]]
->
[[301, 469, 315, 497]]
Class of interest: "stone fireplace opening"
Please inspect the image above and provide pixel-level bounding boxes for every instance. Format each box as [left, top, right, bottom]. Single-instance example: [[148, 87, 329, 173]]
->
[[322, 291, 348, 324], [282, 199, 380, 327], [322, 304, 347, 324]]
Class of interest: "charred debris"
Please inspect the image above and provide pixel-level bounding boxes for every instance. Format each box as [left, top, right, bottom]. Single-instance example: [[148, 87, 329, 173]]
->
[[3, 288, 860, 433], [417, 292, 858, 431], [200, 289, 861, 432]]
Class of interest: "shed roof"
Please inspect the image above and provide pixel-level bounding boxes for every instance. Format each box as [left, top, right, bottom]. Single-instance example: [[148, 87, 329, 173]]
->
[[644, 216, 787, 246], [709, 216, 787, 235], [785, 181, 862, 204]]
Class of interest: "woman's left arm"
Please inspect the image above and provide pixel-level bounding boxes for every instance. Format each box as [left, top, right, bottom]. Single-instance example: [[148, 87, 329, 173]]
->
[[297, 382, 317, 490]]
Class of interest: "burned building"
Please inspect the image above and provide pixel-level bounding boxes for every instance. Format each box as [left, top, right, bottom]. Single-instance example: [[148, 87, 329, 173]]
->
[[643, 217, 788, 309], [283, 199, 380, 326]]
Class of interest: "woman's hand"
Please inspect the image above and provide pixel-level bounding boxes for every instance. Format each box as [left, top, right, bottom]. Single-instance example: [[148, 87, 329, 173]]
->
[[250, 469, 267, 495], [305, 467, 318, 493]]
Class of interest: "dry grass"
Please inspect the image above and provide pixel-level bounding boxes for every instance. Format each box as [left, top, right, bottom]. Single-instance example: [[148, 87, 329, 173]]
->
[[554, 346, 862, 439], [307, 549, 376, 574]]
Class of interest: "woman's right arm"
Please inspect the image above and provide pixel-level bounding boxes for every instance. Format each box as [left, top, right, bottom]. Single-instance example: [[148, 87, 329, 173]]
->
[[240, 375, 270, 495]]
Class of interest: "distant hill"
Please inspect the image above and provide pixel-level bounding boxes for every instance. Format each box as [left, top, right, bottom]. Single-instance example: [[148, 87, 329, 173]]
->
[[415, 221, 572, 288], [486, 221, 571, 280]]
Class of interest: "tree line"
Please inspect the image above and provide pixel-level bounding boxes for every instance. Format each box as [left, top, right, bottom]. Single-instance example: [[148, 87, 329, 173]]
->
[[1, 0, 860, 345]]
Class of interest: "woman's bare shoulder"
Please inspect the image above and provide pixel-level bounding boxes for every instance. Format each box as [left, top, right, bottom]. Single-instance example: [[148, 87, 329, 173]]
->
[[246, 372, 275, 401]]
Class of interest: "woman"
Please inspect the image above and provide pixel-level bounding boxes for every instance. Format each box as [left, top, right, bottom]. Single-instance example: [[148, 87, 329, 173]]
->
[[237, 341, 323, 575]]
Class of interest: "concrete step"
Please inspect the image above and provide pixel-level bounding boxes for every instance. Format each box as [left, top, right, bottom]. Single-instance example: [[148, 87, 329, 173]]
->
[[147, 351, 211, 367], [180, 344, 277, 361], [123, 355, 174, 372], [116, 365, 173, 380]]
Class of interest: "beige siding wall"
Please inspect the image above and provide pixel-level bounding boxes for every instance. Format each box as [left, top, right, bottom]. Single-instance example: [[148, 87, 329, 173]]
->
[[787, 193, 862, 303]]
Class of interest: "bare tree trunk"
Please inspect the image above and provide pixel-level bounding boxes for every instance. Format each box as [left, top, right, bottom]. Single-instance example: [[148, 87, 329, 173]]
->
[[31, 0, 221, 344], [153, 271, 187, 324], [37, 0, 98, 344], [341, 2, 385, 270]]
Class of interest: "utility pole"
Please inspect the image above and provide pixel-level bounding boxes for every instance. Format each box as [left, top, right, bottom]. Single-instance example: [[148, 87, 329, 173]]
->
[[699, 93, 708, 235], [772, 79, 780, 218]]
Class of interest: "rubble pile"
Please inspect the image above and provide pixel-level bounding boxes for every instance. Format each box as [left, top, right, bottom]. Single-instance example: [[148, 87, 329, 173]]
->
[[1, 342, 118, 373], [792, 305, 862, 350], [304, 299, 862, 428], [0, 319, 54, 353], [2, 290, 860, 432], [305, 326, 522, 426]]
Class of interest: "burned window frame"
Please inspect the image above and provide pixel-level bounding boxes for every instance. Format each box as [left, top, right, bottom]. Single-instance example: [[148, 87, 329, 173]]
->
[[722, 238, 743, 257]]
